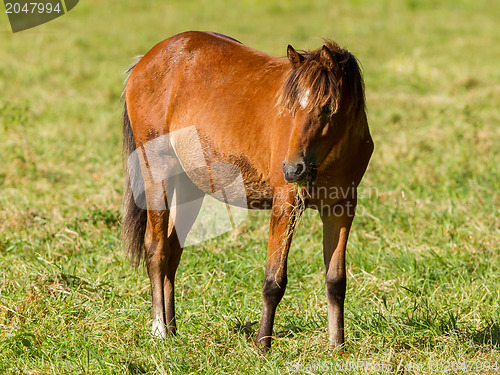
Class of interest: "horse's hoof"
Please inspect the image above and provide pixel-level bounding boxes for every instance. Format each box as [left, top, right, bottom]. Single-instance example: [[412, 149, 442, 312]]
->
[[151, 319, 167, 339]]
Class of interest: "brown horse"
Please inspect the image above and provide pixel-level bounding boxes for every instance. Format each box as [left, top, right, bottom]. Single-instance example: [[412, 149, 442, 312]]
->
[[122, 31, 373, 351]]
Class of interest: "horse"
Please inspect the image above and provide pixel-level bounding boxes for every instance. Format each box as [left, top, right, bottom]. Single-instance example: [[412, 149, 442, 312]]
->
[[122, 31, 373, 351]]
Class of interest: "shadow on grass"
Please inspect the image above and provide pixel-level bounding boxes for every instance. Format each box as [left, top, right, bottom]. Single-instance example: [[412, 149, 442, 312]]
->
[[467, 321, 500, 348], [124, 360, 149, 374], [232, 315, 324, 340], [350, 288, 500, 351], [232, 320, 259, 336]]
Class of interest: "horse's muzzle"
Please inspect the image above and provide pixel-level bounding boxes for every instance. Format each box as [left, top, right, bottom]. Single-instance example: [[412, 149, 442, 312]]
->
[[282, 159, 317, 184]]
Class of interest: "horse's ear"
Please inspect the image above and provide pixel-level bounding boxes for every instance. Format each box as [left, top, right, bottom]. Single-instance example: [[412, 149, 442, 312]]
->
[[287, 45, 304, 69], [320, 45, 336, 70]]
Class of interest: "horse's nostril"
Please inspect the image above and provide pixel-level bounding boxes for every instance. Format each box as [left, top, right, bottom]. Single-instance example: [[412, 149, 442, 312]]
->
[[295, 162, 304, 176], [282, 160, 308, 183]]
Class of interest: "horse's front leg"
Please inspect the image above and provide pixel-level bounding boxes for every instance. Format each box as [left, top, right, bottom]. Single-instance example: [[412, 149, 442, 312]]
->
[[256, 189, 298, 350], [320, 196, 357, 351]]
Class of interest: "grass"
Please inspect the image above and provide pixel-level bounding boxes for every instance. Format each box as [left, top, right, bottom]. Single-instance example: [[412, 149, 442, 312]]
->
[[0, 0, 499, 373]]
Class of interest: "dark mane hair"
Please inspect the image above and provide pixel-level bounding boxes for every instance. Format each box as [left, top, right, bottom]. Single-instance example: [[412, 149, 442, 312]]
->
[[278, 40, 365, 118]]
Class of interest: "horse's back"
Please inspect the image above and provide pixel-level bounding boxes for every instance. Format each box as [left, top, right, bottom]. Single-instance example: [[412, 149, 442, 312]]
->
[[127, 31, 286, 137]]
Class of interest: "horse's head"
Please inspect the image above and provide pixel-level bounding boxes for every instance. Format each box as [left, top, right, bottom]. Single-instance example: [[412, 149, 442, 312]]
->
[[279, 42, 366, 184]]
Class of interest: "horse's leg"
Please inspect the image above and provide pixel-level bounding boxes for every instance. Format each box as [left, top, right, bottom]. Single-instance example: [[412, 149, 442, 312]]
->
[[162, 231, 181, 335], [320, 197, 356, 351], [144, 209, 170, 338], [256, 189, 297, 349], [163, 174, 204, 335]]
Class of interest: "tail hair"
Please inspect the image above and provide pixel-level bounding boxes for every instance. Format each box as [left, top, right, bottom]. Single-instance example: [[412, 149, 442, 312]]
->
[[121, 58, 147, 267]]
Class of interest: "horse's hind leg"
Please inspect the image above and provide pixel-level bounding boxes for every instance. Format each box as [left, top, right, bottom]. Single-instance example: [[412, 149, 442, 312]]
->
[[162, 173, 205, 335], [144, 209, 170, 338], [162, 232, 180, 335]]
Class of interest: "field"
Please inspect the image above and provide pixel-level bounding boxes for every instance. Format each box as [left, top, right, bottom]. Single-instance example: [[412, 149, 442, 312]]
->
[[0, 0, 499, 373]]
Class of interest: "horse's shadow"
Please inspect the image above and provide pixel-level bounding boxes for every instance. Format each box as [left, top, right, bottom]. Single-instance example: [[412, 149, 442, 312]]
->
[[233, 316, 325, 340], [233, 318, 500, 349], [467, 321, 500, 348]]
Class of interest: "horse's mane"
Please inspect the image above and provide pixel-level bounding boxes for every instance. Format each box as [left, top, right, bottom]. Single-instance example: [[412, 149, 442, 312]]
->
[[278, 40, 365, 118]]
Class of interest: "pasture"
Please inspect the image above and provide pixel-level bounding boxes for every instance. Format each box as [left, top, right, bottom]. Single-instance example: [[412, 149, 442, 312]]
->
[[0, 0, 499, 373]]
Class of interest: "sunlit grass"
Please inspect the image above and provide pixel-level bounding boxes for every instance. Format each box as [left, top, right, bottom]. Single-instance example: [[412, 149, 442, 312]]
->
[[0, 0, 499, 373]]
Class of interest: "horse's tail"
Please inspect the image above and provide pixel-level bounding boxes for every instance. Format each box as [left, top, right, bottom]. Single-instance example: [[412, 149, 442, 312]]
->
[[122, 58, 147, 267]]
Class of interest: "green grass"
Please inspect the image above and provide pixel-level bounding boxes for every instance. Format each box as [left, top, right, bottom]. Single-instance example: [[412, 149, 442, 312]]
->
[[1, 0, 499, 373]]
